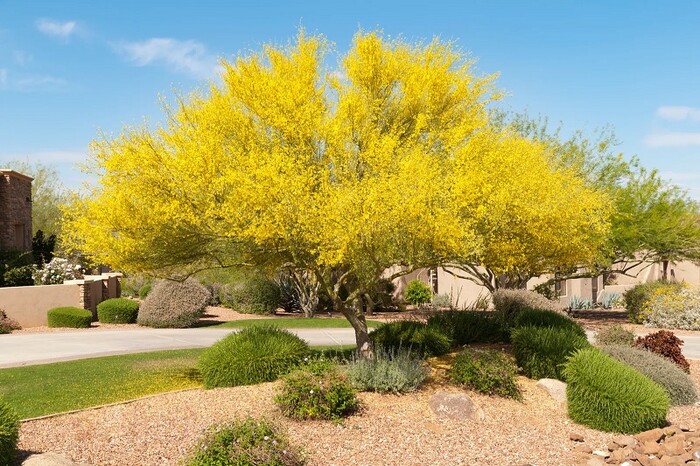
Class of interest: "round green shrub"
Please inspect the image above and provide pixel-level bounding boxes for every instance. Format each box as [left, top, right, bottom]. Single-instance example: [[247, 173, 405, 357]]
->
[[624, 281, 684, 324], [511, 325, 590, 381], [512, 308, 586, 339], [449, 348, 522, 400], [185, 417, 305, 466], [0, 398, 19, 465], [595, 324, 635, 346], [276, 362, 358, 420], [137, 279, 211, 328], [97, 298, 139, 324], [369, 321, 451, 357], [564, 347, 670, 433], [427, 311, 509, 345], [345, 348, 429, 394], [404, 280, 432, 306], [601, 344, 697, 406], [138, 283, 152, 299], [47, 306, 92, 328], [199, 326, 309, 388], [220, 275, 281, 314]]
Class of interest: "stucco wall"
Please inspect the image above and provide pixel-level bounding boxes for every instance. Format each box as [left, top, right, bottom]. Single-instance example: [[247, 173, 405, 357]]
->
[[0, 284, 79, 327]]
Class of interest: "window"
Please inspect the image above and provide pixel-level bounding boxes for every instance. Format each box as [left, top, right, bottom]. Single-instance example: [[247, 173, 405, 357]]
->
[[14, 224, 24, 249]]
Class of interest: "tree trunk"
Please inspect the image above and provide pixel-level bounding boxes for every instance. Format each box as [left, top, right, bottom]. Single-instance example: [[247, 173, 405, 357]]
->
[[662, 260, 669, 281], [338, 301, 373, 359]]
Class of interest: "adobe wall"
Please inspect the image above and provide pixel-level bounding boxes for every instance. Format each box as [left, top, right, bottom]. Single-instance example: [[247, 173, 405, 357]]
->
[[0, 169, 33, 251]]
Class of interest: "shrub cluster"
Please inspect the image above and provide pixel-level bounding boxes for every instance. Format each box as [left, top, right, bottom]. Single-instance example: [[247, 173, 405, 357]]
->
[[47, 306, 92, 328], [511, 325, 590, 381], [512, 308, 586, 339], [427, 311, 508, 345], [276, 360, 358, 420], [404, 280, 432, 306], [345, 348, 429, 394], [645, 286, 700, 330], [185, 417, 305, 466], [97, 298, 139, 324], [624, 281, 685, 324], [138, 283, 152, 299], [369, 321, 451, 357], [0, 399, 19, 466], [492, 289, 565, 325], [634, 330, 690, 373], [137, 279, 210, 328], [564, 347, 670, 433], [595, 324, 635, 346], [601, 344, 697, 406], [0, 309, 21, 334], [199, 326, 309, 388], [33, 257, 83, 285], [220, 275, 281, 314], [449, 348, 522, 400]]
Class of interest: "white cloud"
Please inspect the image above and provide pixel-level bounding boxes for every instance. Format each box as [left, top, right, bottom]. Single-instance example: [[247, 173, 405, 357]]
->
[[113, 38, 220, 79], [656, 106, 700, 122], [35, 18, 77, 38], [643, 132, 700, 147]]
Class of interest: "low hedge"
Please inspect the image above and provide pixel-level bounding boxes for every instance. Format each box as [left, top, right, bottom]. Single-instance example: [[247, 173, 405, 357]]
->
[[427, 311, 508, 345], [0, 399, 19, 466], [47, 306, 92, 328], [564, 347, 669, 433], [512, 308, 586, 339], [97, 298, 139, 324], [369, 321, 451, 357], [511, 325, 590, 381]]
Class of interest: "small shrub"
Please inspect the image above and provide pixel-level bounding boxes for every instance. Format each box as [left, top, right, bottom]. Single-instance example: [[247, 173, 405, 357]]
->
[[220, 275, 281, 314], [511, 325, 590, 381], [599, 292, 622, 309], [427, 311, 508, 345], [137, 279, 210, 328], [185, 417, 305, 466], [345, 348, 429, 393], [0, 398, 19, 465], [492, 289, 565, 325], [276, 363, 358, 420], [601, 344, 697, 406], [0, 309, 21, 334], [634, 330, 690, 373], [430, 293, 452, 309], [595, 324, 635, 346], [404, 280, 432, 306], [97, 298, 139, 324], [512, 308, 586, 338], [450, 348, 522, 400], [564, 347, 670, 433], [199, 326, 309, 388], [138, 283, 152, 299], [3, 265, 34, 286], [369, 321, 451, 357], [624, 281, 685, 324], [533, 282, 558, 301], [33, 257, 83, 285], [569, 295, 593, 310], [47, 306, 92, 328], [645, 286, 700, 330]]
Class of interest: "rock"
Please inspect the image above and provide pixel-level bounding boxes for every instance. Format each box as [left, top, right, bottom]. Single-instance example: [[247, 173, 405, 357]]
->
[[536, 378, 567, 403], [428, 391, 484, 420], [574, 444, 593, 454], [22, 453, 89, 466], [642, 441, 661, 455], [583, 457, 606, 466], [636, 428, 665, 444], [636, 455, 653, 466], [613, 435, 639, 448], [659, 438, 685, 457], [593, 450, 610, 458], [570, 431, 585, 442]]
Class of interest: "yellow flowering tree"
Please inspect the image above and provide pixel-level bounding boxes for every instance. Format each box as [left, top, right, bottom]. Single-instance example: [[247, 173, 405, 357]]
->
[[64, 31, 609, 355]]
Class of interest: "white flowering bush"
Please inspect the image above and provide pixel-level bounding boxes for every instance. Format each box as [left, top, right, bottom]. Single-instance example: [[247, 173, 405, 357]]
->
[[645, 286, 700, 330], [33, 258, 84, 285]]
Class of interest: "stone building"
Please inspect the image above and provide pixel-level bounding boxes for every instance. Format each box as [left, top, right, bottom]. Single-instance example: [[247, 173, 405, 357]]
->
[[0, 169, 33, 252]]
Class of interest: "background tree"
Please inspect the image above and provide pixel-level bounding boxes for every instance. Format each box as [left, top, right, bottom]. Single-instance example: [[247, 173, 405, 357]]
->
[[64, 32, 609, 355]]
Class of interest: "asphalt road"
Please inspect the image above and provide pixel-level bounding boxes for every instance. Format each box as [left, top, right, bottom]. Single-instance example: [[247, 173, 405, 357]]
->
[[2, 328, 700, 369]]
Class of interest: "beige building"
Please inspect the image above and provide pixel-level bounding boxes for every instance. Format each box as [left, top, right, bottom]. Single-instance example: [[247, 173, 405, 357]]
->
[[0, 169, 33, 252]]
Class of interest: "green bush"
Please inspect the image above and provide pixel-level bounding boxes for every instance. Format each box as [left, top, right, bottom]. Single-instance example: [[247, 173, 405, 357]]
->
[[369, 321, 451, 357], [427, 311, 508, 345], [47, 306, 92, 328], [0, 309, 21, 334], [199, 326, 309, 388], [3, 264, 34, 287], [220, 275, 281, 314], [275, 362, 358, 420], [601, 344, 697, 406], [138, 283, 152, 299], [564, 347, 670, 433], [512, 308, 586, 338], [137, 279, 210, 328], [0, 399, 19, 466], [404, 280, 432, 306], [492, 289, 565, 325], [185, 417, 305, 466], [345, 348, 429, 394], [624, 281, 685, 324], [645, 286, 700, 330], [511, 325, 590, 381], [97, 298, 139, 324], [595, 324, 635, 346], [449, 348, 522, 400]]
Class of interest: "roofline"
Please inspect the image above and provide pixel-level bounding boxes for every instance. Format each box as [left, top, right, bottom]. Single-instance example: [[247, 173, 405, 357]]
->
[[0, 169, 34, 182]]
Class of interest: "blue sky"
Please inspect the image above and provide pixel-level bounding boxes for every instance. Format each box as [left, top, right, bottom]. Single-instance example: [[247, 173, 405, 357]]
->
[[1, 0, 699, 198]]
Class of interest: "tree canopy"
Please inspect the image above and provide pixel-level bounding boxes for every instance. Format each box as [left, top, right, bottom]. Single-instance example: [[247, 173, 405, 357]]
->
[[64, 32, 610, 355]]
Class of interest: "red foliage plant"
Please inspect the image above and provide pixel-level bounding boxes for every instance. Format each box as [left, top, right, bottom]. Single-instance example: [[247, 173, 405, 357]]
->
[[634, 330, 690, 373]]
